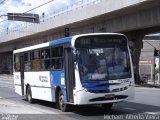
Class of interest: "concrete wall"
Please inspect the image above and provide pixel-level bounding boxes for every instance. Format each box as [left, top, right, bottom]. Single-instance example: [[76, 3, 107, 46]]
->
[[0, 52, 13, 74]]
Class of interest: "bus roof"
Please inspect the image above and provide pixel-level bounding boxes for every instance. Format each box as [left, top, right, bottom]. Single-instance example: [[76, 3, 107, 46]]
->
[[13, 33, 126, 54], [13, 36, 73, 54]]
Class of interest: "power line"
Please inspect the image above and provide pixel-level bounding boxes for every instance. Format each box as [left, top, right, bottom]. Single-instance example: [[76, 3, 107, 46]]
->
[[0, 0, 54, 24], [24, 0, 54, 13]]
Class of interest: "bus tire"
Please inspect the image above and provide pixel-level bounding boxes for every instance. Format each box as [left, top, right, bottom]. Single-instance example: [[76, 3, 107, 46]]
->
[[26, 86, 33, 103], [58, 90, 70, 112], [102, 103, 113, 110]]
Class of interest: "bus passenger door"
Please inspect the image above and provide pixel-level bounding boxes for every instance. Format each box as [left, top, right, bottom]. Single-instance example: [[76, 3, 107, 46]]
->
[[64, 48, 75, 103], [20, 55, 25, 95]]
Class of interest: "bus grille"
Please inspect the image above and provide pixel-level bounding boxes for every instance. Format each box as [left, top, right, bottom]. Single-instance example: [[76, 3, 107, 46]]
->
[[89, 95, 128, 102], [87, 90, 110, 93]]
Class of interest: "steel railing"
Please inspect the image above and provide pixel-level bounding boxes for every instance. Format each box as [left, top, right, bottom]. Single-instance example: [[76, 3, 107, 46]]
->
[[0, 0, 104, 42]]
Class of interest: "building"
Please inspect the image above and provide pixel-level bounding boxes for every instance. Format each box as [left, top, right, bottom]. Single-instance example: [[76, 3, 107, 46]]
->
[[140, 35, 160, 82]]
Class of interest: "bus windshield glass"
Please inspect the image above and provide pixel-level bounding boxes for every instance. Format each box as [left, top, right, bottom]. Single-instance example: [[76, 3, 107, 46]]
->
[[75, 35, 131, 81]]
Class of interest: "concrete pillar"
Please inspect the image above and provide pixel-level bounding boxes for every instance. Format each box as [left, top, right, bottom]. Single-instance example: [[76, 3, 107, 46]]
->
[[126, 32, 145, 84], [0, 52, 13, 74]]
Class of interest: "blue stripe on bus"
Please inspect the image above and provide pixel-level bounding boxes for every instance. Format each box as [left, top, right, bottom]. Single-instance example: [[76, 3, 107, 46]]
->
[[49, 37, 73, 46], [50, 70, 67, 103], [49, 37, 73, 103], [82, 80, 110, 93], [50, 71, 61, 102]]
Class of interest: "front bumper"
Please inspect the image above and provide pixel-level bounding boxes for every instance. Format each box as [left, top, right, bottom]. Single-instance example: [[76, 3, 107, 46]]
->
[[75, 85, 135, 105]]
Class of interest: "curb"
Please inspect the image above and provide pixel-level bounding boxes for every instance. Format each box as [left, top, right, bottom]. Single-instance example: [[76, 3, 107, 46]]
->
[[135, 84, 160, 88], [0, 85, 14, 89], [0, 74, 13, 80]]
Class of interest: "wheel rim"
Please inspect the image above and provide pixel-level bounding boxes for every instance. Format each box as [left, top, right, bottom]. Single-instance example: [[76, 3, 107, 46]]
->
[[27, 88, 31, 102], [59, 92, 65, 109], [28, 92, 31, 101]]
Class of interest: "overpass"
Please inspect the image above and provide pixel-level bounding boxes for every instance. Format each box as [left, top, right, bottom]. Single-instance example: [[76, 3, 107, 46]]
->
[[0, 0, 160, 83]]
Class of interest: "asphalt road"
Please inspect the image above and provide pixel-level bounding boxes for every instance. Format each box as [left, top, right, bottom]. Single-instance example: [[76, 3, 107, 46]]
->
[[0, 79, 160, 120]]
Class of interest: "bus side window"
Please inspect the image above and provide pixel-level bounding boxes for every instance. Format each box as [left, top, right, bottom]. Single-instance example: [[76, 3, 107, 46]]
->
[[24, 53, 28, 61], [30, 50, 41, 71], [30, 51, 34, 60], [45, 49, 50, 58], [14, 54, 20, 72], [24, 52, 31, 71], [51, 46, 63, 70], [41, 50, 44, 59], [41, 48, 51, 70]]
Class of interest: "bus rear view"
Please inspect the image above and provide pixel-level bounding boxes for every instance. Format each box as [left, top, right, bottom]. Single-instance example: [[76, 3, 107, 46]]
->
[[72, 33, 134, 109]]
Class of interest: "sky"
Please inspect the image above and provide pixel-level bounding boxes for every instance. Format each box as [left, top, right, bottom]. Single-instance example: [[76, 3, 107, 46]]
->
[[0, 0, 80, 32]]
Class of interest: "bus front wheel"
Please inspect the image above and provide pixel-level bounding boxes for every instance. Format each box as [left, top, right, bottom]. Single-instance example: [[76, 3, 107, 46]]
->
[[58, 90, 70, 112], [26, 86, 33, 103]]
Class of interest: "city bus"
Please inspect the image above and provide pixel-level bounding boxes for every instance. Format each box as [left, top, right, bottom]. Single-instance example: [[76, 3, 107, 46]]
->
[[13, 33, 135, 112]]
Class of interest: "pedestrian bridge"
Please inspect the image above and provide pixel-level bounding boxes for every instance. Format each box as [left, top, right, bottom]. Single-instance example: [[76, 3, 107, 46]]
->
[[0, 0, 160, 44]]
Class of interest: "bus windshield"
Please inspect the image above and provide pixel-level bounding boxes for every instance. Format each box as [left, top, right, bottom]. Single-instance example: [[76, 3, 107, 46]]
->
[[77, 45, 131, 82]]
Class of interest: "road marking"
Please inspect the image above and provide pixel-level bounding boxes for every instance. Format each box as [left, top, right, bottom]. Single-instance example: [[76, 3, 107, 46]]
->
[[0, 85, 14, 89], [123, 107, 136, 111], [136, 87, 160, 91], [144, 112, 159, 115]]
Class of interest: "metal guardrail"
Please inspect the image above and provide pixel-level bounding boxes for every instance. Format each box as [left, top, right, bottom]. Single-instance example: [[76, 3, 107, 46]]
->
[[0, 0, 104, 42]]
